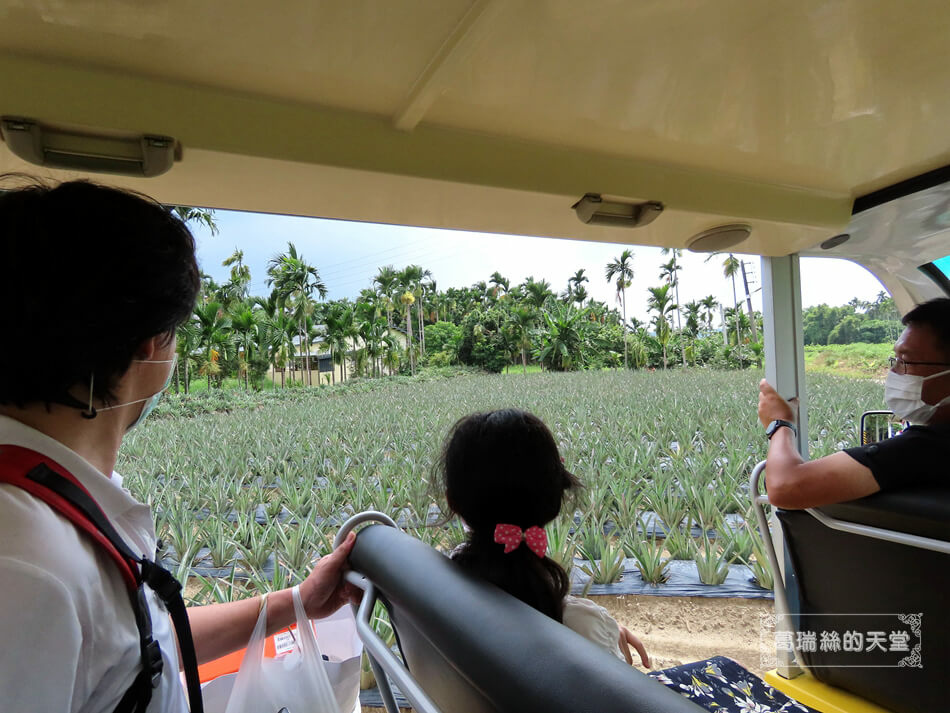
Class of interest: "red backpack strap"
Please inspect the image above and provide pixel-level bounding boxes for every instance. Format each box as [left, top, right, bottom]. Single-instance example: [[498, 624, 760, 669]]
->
[[0, 443, 205, 713], [0, 444, 139, 591]]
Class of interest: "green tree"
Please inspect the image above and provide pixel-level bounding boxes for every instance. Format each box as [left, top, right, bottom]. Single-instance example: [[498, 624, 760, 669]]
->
[[424, 321, 462, 354], [660, 248, 687, 367], [229, 305, 258, 389], [509, 305, 537, 374], [193, 302, 231, 389], [720, 254, 742, 345], [400, 287, 416, 376], [568, 269, 589, 304], [681, 300, 702, 366], [373, 265, 399, 329], [605, 249, 634, 368], [538, 304, 586, 371], [267, 242, 327, 386], [174, 321, 200, 394], [325, 302, 356, 382], [171, 206, 219, 235], [700, 295, 719, 332], [489, 271, 510, 299], [458, 307, 510, 373], [647, 284, 676, 369], [522, 277, 553, 310], [220, 249, 251, 306]]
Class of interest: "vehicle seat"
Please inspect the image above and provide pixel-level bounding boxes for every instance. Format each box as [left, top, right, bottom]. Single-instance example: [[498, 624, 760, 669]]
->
[[348, 523, 705, 713], [777, 486, 950, 713]]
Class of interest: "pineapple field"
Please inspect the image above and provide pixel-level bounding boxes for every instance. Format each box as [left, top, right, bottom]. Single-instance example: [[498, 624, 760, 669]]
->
[[117, 369, 883, 603]]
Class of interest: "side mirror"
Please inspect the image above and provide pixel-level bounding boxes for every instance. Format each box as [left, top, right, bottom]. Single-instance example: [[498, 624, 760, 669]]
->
[[860, 410, 902, 445]]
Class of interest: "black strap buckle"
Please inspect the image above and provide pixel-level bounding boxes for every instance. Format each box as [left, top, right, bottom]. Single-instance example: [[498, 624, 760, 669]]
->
[[141, 559, 183, 604], [144, 639, 164, 689]]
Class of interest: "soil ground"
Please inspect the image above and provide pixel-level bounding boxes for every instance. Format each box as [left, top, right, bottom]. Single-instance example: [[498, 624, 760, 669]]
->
[[596, 594, 774, 676]]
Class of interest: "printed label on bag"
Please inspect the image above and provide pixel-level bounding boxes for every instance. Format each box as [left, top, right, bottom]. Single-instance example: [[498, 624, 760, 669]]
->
[[272, 622, 318, 657], [273, 628, 298, 657]]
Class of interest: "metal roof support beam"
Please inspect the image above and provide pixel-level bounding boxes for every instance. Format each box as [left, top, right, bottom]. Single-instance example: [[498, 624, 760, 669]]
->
[[761, 254, 807, 680], [393, 0, 504, 132]]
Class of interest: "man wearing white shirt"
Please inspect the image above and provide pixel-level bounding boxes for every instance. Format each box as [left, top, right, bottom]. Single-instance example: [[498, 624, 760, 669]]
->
[[0, 178, 355, 713]]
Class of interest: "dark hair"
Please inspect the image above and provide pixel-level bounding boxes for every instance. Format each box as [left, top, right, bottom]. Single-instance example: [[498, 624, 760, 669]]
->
[[0, 176, 200, 409], [436, 409, 580, 621], [902, 298, 950, 358]]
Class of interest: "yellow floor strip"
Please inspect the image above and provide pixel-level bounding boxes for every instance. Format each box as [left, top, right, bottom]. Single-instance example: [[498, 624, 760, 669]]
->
[[763, 670, 895, 713]]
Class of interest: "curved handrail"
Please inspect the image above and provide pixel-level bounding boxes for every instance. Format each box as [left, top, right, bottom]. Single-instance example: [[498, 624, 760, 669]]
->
[[804, 506, 950, 555], [749, 461, 795, 627], [345, 570, 442, 713], [333, 510, 398, 548]]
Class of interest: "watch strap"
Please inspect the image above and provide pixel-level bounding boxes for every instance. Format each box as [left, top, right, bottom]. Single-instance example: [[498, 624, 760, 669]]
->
[[766, 419, 797, 439]]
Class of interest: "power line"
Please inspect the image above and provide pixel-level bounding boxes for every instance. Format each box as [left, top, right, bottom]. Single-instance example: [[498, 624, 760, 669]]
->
[[326, 245, 482, 295], [315, 235, 436, 273]]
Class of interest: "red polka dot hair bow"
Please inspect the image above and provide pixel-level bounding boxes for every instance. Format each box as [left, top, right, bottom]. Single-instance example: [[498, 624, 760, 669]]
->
[[493, 524, 548, 558]]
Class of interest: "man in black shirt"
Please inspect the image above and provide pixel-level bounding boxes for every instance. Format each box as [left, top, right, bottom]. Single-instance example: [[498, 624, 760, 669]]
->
[[757, 298, 950, 509]]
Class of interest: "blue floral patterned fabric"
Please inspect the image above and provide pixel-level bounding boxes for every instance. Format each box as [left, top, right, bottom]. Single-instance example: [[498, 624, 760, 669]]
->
[[648, 656, 817, 713]]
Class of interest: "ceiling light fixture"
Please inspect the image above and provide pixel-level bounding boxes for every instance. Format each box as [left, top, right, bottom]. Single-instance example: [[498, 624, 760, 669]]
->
[[687, 224, 752, 253], [572, 193, 664, 228], [1, 117, 178, 177]]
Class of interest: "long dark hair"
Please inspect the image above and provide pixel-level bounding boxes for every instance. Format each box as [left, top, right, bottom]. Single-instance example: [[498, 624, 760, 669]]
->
[[436, 409, 580, 621]]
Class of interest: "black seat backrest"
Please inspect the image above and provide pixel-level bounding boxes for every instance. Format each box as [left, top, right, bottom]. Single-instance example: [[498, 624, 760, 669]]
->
[[778, 486, 950, 713], [349, 524, 705, 713]]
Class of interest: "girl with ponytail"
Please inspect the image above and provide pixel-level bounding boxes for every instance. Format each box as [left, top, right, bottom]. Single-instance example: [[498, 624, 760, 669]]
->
[[436, 409, 649, 667]]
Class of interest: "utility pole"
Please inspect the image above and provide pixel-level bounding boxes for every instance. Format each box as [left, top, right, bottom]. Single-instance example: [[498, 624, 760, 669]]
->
[[740, 260, 759, 343], [720, 304, 728, 346]]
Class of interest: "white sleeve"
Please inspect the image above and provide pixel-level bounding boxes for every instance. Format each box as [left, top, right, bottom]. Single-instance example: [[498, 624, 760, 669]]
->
[[0, 557, 84, 713], [561, 595, 625, 660]]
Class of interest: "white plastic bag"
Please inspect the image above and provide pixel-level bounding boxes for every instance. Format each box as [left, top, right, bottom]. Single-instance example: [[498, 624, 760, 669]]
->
[[224, 586, 341, 713], [312, 606, 362, 713]]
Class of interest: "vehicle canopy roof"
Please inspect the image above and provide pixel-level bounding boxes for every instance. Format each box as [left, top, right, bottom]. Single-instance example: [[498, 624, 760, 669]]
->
[[0, 1, 948, 306]]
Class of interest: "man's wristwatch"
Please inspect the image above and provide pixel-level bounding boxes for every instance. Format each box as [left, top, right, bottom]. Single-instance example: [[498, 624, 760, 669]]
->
[[765, 419, 797, 440]]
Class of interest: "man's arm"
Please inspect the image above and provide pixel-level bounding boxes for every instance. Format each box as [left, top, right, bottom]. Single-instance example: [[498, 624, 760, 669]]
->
[[758, 379, 880, 509], [187, 532, 356, 665]]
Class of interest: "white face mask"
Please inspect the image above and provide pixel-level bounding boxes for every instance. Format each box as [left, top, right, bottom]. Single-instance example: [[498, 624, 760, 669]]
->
[[884, 368, 950, 424], [96, 356, 177, 430]]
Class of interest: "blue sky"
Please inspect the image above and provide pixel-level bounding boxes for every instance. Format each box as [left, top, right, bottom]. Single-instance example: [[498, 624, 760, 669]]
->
[[192, 210, 886, 324]]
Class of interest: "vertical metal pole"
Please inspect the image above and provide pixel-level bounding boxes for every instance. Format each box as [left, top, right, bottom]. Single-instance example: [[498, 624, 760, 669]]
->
[[740, 260, 759, 343], [760, 255, 806, 679]]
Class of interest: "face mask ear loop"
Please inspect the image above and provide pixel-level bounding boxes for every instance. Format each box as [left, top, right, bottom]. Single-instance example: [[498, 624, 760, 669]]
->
[[80, 372, 98, 420]]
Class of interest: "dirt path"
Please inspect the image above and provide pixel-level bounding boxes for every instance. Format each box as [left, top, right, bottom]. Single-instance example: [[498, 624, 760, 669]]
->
[[595, 594, 774, 676]]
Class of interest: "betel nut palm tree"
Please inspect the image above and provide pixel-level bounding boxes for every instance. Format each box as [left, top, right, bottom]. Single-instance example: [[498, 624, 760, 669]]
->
[[489, 271, 510, 299], [400, 288, 416, 376], [700, 295, 719, 333], [605, 249, 634, 368], [193, 301, 231, 389], [706, 252, 742, 346], [647, 284, 676, 369], [510, 304, 537, 375], [660, 247, 687, 368], [523, 276, 553, 310], [229, 305, 257, 389], [267, 242, 327, 386], [373, 265, 399, 329]]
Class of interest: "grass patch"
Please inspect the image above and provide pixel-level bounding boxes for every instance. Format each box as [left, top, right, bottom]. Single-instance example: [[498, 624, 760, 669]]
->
[[501, 363, 544, 375], [804, 343, 892, 379]]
